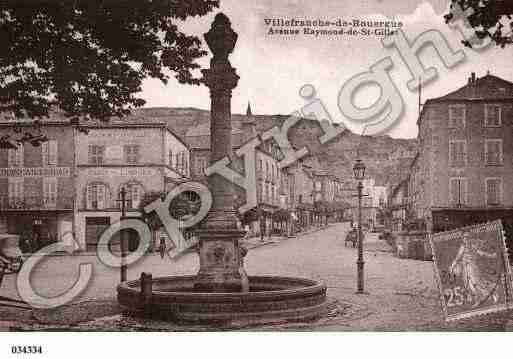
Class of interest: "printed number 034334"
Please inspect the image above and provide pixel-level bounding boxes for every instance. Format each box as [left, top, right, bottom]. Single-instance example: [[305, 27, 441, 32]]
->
[[11, 346, 43, 355]]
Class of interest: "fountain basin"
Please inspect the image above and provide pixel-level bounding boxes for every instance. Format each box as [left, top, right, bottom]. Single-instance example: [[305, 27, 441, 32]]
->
[[118, 275, 327, 325]]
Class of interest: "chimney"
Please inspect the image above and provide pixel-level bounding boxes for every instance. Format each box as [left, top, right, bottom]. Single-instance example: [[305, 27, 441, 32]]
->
[[471, 72, 476, 83]]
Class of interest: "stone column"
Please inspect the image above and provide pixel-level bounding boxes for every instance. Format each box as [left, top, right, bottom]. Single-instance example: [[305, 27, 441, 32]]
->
[[194, 13, 249, 292]]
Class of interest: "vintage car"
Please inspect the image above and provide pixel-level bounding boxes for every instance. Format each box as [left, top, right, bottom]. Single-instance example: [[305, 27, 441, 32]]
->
[[0, 234, 23, 276], [0, 234, 29, 310]]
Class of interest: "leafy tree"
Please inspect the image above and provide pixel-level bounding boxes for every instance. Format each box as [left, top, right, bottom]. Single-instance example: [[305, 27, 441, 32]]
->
[[445, 0, 513, 48], [0, 0, 219, 147]]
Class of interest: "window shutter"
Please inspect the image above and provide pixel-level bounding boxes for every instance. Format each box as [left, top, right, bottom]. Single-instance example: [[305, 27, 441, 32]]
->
[[42, 142, 48, 165], [50, 179, 57, 205], [18, 146, 23, 167], [487, 179, 500, 205], [131, 185, 141, 209], [491, 142, 497, 164], [43, 178, 57, 207], [487, 181, 493, 204], [97, 185, 106, 209], [86, 185, 94, 209], [49, 140, 57, 165], [7, 149, 14, 167], [134, 146, 139, 163], [9, 146, 24, 167], [88, 145, 94, 164], [463, 179, 468, 204]]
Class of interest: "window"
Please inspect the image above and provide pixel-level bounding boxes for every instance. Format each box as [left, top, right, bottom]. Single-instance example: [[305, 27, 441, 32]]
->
[[181, 152, 186, 175], [486, 178, 502, 206], [7, 146, 23, 167], [183, 154, 189, 176], [485, 139, 503, 165], [449, 177, 468, 207], [265, 162, 270, 181], [123, 183, 143, 209], [124, 145, 139, 164], [8, 178, 23, 208], [88, 145, 105, 165], [176, 152, 182, 173], [86, 183, 109, 210], [42, 140, 58, 166], [485, 104, 502, 127], [195, 158, 203, 176], [43, 177, 57, 208], [449, 104, 466, 128], [449, 140, 466, 167]]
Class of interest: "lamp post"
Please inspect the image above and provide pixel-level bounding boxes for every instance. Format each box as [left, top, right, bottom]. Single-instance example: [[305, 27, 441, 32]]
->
[[117, 187, 131, 283], [353, 159, 366, 294]]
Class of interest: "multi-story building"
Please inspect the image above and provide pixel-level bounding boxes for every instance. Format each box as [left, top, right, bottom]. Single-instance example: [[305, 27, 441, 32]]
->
[[286, 159, 315, 229], [412, 72, 513, 232], [0, 116, 75, 249], [388, 177, 410, 232], [0, 112, 191, 252], [75, 119, 189, 251], [346, 178, 386, 230]]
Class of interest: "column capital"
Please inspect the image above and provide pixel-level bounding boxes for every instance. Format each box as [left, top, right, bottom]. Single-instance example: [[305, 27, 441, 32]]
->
[[202, 67, 239, 93]]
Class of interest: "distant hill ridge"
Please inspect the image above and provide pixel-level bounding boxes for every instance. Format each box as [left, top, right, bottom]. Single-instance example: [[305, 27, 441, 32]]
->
[[133, 107, 418, 187]]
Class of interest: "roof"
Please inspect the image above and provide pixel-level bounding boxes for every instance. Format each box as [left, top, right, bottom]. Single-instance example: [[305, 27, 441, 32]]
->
[[0, 108, 166, 127], [427, 74, 513, 103], [0, 109, 190, 149], [185, 121, 243, 137], [184, 122, 244, 150], [390, 176, 410, 199]]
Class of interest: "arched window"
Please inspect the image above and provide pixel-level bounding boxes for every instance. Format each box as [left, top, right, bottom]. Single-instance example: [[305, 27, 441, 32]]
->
[[86, 182, 110, 210]]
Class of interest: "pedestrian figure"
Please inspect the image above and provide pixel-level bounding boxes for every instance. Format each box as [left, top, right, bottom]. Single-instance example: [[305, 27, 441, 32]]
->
[[158, 233, 167, 259], [260, 216, 266, 242]]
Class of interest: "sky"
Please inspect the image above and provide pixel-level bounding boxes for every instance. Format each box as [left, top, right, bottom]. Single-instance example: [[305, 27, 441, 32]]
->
[[140, 0, 513, 139]]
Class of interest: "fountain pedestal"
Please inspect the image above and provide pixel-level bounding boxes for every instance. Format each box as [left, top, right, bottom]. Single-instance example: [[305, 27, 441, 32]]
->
[[194, 13, 248, 292]]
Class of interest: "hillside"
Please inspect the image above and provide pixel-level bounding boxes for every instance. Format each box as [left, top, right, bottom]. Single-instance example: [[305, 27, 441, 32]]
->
[[133, 107, 418, 187]]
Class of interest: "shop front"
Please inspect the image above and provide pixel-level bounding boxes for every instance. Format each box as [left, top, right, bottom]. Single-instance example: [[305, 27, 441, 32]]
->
[[0, 211, 73, 253]]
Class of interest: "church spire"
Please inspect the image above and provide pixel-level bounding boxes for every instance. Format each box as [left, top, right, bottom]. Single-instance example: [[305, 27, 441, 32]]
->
[[246, 101, 252, 116]]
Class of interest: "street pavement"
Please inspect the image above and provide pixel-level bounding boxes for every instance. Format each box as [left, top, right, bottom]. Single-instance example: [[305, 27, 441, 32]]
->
[[0, 222, 510, 330]]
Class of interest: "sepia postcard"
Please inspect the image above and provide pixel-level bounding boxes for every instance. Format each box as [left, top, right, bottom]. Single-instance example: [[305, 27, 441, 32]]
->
[[1, 0, 513, 358]]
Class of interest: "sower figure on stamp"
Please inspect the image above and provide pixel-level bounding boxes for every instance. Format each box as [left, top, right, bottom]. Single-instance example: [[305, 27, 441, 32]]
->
[[449, 232, 500, 308]]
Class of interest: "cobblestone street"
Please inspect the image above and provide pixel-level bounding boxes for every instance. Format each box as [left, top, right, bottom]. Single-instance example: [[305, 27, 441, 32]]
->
[[1, 222, 510, 330]]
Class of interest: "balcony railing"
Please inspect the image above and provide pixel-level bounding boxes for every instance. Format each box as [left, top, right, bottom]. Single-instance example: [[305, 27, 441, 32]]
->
[[0, 196, 74, 210]]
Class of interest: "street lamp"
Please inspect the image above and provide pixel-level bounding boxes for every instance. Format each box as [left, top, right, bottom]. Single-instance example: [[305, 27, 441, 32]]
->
[[353, 159, 366, 294], [116, 187, 131, 283]]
